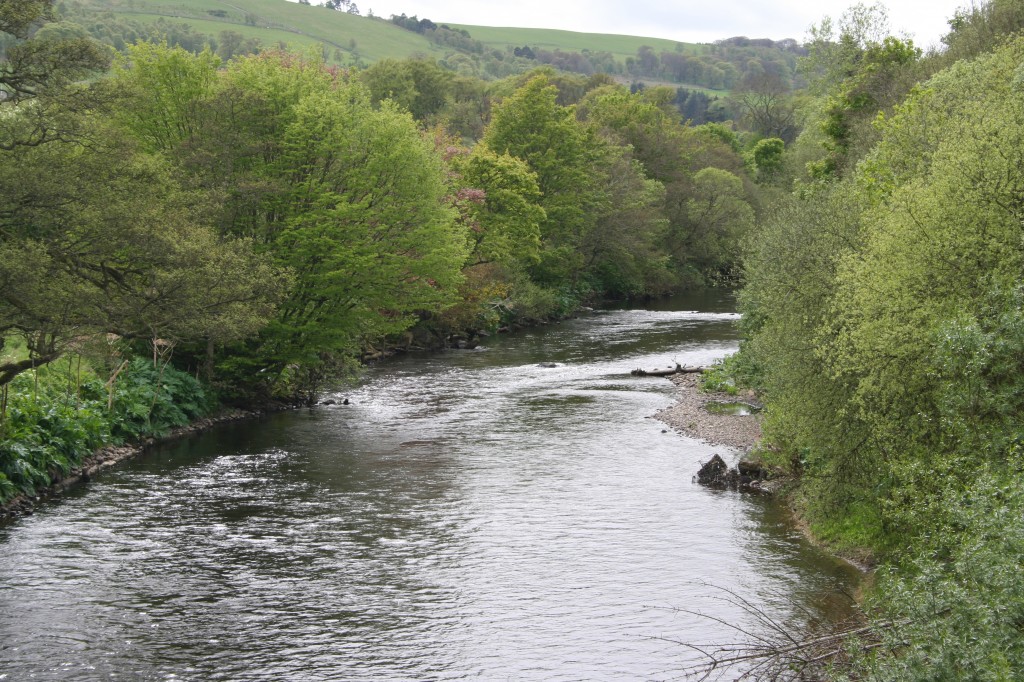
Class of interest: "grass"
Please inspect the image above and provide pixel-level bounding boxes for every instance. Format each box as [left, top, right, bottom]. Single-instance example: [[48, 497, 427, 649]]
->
[[617, 76, 725, 96], [447, 24, 706, 61], [79, 0, 724, 77], [80, 0, 446, 62], [0, 336, 27, 367]]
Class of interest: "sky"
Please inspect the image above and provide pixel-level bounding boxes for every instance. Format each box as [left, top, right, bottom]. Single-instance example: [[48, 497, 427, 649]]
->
[[353, 0, 969, 48]]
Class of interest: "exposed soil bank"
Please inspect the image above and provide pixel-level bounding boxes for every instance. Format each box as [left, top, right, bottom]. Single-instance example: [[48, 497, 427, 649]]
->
[[0, 407, 281, 522]]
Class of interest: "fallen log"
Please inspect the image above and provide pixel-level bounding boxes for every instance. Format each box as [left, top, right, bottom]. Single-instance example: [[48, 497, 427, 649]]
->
[[630, 364, 706, 377]]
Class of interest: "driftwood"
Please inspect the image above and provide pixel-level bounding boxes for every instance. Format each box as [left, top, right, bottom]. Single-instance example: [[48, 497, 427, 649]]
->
[[631, 364, 706, 377]]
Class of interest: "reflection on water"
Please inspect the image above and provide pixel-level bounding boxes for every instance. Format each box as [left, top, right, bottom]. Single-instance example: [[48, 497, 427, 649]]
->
[[0, 292, 859, 680]]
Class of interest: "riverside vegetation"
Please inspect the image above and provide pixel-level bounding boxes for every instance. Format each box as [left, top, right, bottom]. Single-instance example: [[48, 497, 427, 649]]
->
[[1, 0, 759, 506], [3, 0, 1024, 677], [713, 1, 1024, 678]]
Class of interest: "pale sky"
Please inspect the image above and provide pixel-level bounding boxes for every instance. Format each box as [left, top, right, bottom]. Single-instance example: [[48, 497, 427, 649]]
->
[[354, 0, 969, 48]]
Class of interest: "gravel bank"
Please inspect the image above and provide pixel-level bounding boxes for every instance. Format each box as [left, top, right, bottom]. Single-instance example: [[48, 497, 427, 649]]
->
[[655, 372, 762, 451]]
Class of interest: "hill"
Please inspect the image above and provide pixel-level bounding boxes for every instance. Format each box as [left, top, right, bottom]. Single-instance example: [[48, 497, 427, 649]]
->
[[445, 24, 705, 61], [71, 0, 445, 63], [68, 0, 800, 91]]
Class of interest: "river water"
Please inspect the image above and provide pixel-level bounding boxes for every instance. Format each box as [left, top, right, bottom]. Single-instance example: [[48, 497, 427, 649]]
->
[[0, 291, 858, 680]]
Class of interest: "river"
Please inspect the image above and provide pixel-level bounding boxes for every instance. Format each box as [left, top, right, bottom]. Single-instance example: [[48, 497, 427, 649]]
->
[[0, 291, 858, 680]]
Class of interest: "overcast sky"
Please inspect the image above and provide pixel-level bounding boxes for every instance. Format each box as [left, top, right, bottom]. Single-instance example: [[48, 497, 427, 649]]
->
[[355, 0, 968, 48]]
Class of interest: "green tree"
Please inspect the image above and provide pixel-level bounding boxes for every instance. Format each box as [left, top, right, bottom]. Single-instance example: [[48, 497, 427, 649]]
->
[[682, 167, 753, 278], [0, 122, 283, 386], [799, 3, 922, 178], [116, 48, 468, 397], [449, 145, 545, 269], [113, 42, 221, 153], [751, 137, 784, 182], [581, 147, 669, 297], [0, 0, 110, 149], [483, 75, 604, 285]]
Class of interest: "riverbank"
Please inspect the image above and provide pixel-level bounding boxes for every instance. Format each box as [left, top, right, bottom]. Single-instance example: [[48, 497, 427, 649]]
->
[[0, 407, 273, 522], [656, 372, 875, 572], [655, 372, 762, 451]]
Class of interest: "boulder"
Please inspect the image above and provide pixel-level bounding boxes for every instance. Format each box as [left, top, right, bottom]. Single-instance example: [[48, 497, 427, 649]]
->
[[696, 454, 730, 486]]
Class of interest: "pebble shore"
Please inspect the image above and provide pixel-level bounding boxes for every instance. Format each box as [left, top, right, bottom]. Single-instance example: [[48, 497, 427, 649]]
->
[[655, 372, 762, 450]]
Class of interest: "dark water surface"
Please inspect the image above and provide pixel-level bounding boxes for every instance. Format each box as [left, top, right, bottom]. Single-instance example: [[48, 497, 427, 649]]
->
[[0, 291, 858, 680]]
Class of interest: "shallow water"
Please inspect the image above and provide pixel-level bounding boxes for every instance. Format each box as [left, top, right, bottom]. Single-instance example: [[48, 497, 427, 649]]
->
[[704, 401, 761, 416], [0, 291, 859, 680]]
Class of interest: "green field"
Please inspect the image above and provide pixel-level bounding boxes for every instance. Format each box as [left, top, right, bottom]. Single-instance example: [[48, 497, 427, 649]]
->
[[80, 0, 717, 65], [77, 0, 739, 94], [80, 0, 447, 62], [446, 24, 707, 61]]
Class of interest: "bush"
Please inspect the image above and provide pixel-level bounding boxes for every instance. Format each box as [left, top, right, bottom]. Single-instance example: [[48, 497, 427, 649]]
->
[[108, 358, 211, 439], [0, 355, 213, 504], [0, 373, 112, 499]]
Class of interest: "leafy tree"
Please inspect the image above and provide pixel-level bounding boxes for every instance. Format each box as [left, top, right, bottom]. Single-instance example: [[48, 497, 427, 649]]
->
[[581, 146, 669, 297], [483, 75, 604, 285], [0, 121, 283, 386], [259, 86, 467, 380], [360, 58, 453, 121], [448, 145, 545, 269], [732, 72, 797, 143], [0, 0, 110, 149], [113, 42, 221, 153], [115, 47, 468, 396], [798, 3, 922, 179], [682, 167, 753, 278], [751, 137, 784, 182]]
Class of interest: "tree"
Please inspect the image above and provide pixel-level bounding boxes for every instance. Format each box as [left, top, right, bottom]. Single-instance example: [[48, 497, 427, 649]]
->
[[799, 3, 922, 178], [114, 48, 468, 395], [751, 137, 784, 182], [483, 76, 605, 285], [113, 42, 220, 153], [360, 58, 453, 121], [0, 122, 283, 386], [0, 0, 110, 149], [732, 72, 797, 142], [581, 146, 669, 297], [682, 167, 753, 277], [448, 146, 545, 269]]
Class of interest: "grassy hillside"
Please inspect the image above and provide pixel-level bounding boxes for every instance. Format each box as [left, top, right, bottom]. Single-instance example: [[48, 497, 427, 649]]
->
[[446, 24, 706, 61], [75, 0, 786, 93], [76, 0, 446, 62], [77, 0, 711, 65]]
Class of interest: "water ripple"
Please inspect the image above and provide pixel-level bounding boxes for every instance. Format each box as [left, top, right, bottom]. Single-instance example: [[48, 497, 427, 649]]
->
[[0, 294, 858, 680]]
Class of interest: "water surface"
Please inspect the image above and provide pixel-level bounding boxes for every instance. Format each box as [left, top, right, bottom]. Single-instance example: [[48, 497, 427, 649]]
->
[[0, 291, 858, 680]]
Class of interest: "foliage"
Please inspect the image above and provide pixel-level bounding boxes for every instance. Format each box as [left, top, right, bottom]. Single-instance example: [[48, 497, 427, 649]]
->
[[848, 469, 1024, 680], [735, 27, 1024, 676], [0, 30, 282, 388], [112, 47, 469, 397], [0, 0, 110, 150], [0, 356, 211, 503], [580, 86, 753, 286], [798, 4, 924, 180], [483, 75, 606, 286], [751, 137, 785, 181], [447, 144, 545, 269], [698, 360, 739, 396], [108, 358, 211, 439]]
